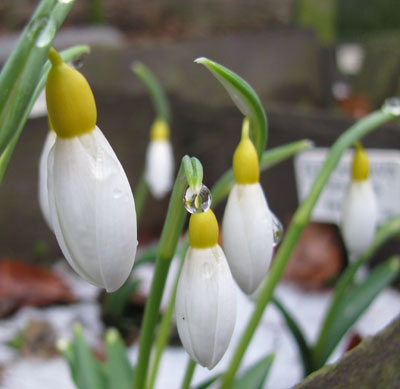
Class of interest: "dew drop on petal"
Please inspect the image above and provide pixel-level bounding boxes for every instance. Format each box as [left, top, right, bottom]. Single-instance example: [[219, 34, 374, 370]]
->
[[183, 185, 212, 214], [382, 97, 400, 115], [113, 188, 122, 199], [271, 212, 283, 247]]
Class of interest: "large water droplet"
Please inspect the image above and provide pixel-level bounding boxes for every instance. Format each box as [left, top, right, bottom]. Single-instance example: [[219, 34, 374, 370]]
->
[[271, 212, 283, 247], [35, 17, 56, 48], [382, 97, 400, 115], [183, 185, 212, 214]]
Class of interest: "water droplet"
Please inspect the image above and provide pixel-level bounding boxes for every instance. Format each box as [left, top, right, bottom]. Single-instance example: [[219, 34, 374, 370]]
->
[[58, 0, 74, 3], [113, 188, 122, 199], [382, 97, 400, 115], [183, 185, 212, 214], [35, 17, 56, 48], [271, 212, 283, 247], [70, 53, 86, 69]]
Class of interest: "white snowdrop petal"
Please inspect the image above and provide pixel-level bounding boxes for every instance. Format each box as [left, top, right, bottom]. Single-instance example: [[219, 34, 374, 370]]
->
[[38, 130, 56, 229], [48, 126, 137, 292], [145, 140, 174, 199], [341, 180, 378, 254], [222, 183, 273, 294], [175, 245, 236, 369]]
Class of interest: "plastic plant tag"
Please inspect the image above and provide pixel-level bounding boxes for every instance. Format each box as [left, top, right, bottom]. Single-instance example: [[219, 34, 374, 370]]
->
[[294, 148, 400, 225]]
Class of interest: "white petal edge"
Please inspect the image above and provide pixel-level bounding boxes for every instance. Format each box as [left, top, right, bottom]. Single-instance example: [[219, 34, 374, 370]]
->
[[222, 183, 273, 294], [145, 139, 174, 199], [48, 126, 137, 292], [38, 130, 56, 230], [341, 180, 378, 254], [175, 245, 236, 369]]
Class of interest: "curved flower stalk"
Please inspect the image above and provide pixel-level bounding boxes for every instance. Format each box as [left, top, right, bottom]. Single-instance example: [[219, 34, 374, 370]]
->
[[145, 118, 175, 198], [222, 119, 273, 294], [176, 209, 236, 369], [45, 47, 137, 292], [341, 143, 378, 255], [38, 124, 56, 229]]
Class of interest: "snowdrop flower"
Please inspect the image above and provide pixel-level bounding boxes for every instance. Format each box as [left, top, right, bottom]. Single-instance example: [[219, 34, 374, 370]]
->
[[176, 209, 236, 369], [144, 118, 174, 198], [45, 48, 137, 292], [222, 119, 273, 294], [341, 143, 378, 254], [38, 124, 56, 229]]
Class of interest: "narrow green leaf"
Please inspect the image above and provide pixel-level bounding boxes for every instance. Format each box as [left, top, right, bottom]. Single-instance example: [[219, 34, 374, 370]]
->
[[232, 353, 275, 389], [72, 324, 107, 389], [58, 339, 79, 387], [195, 57, 267, 160], [105, 328, 134, 389], [272, 297, 312, 376], [0, 45, 90, 184], [0, 0, 74, 155], [312, 256, 400, 368], [132, 62, 171, 124], [192, 375, 220, 389]]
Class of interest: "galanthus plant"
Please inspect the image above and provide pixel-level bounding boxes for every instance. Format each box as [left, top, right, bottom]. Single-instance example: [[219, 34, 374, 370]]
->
[[1, 1, 400, 389]]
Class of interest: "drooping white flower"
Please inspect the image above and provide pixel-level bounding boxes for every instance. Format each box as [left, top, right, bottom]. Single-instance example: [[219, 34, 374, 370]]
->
[[38, 128, 56, 229], [341, 144, 378, 254], [144, 119, 174, 199], [175, 209, 236, 369], [45, 48, 137, 292], [222, 119, 274, 294]]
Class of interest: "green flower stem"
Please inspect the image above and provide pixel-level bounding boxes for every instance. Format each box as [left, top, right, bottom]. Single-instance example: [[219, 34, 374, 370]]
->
[[133, 157, 195, 389], [134, 173, 149, 224], [220, 110, 397, 389], [132, 62, 171, 124], [0, 45, 90, 184], [313, 216, 400, 367], [0, 0, 74, 155], [211, 139, 313, 205], [181, 359, 197, 389], [147, 238, 189, 389]]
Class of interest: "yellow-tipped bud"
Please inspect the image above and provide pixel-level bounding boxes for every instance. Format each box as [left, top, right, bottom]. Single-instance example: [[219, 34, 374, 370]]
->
[[189, 209, 219, 249], [150, 118, 170, 141], [351, 142, 369, 181], [233, 118, 259, 184], [46, 48, 97, 138]]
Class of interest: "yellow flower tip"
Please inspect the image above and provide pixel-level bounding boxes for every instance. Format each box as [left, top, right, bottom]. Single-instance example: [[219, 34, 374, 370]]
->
[[233, 120, 259, 184], [351, 143, 370, 181], [150, 118, 170, 141], [46, 48, 97, 138], [189, 209, 219, 249]]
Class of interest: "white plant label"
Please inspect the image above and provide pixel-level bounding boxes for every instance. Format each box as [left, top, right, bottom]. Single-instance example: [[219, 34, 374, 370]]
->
[[294, 148, 400, 225]]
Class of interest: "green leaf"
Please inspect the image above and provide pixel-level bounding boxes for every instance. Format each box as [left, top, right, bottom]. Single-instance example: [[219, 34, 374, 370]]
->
[[195, 57, 267, 160], [0, 0, 74, 155], [71, 324, 107, 389], [312, 256, 400, 368], [132, 62, 171, 124], [0, 44, 90, 184], [232, 353, 275, 389], [272, 296, 312, 376], [192, 375, 220, 389], [105, 328, 134, 389]]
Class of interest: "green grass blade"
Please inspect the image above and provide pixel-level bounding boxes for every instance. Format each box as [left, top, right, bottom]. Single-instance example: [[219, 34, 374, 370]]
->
[[105, 328, 134, 389], [312, 256, 400, 368], [232, 353, 275, 389], [272, 296, 312, 376], [195, 57, 267, 159], [132, 62, 171, 124]]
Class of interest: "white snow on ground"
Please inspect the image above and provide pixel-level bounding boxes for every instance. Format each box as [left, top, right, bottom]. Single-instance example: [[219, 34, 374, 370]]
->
[[1, 260, 400, 389]]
